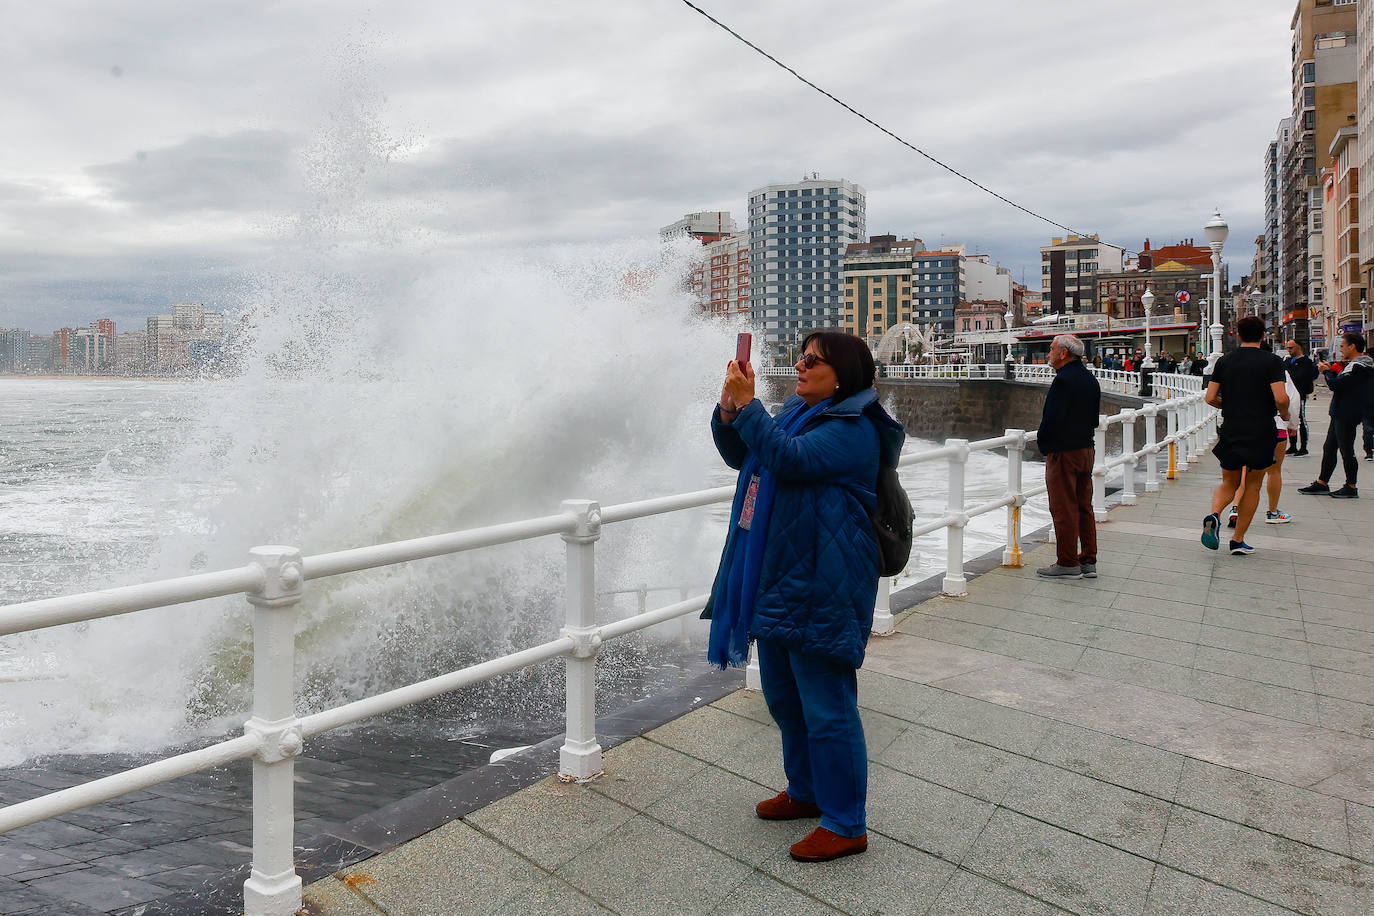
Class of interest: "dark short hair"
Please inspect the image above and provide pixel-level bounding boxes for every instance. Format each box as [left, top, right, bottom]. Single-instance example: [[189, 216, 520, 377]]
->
[[1342, 331, 1368, 352], [801, 330, 876, 401], [1285, 339, 1304, 353], [1236, 316, 1265, 343]]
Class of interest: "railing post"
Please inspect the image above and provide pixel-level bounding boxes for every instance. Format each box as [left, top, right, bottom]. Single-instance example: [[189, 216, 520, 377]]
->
[[1120, 413, 1137, 505], [943, 439, 970, 597], [1188, 399, 1202, 463], [1167, 402, 1179, 480], [559, 499, 603, 782], [243, 546, 305, 916], [1003, 429, 1025, 567], [1143, 404, 1160, 492], [1092, 419, 1108, 522], [872, 576, 894, 636]]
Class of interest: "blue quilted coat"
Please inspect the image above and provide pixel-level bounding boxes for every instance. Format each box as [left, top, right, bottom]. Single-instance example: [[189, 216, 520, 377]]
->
[[703, 389, 906, 667]]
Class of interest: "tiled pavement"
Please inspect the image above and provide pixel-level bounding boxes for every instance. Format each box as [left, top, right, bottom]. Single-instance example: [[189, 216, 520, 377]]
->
[[303, 410, 1374, 915]]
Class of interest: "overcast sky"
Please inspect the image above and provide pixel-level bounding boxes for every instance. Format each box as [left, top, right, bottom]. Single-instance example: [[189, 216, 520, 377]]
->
[[0, 0, 1293, 332]]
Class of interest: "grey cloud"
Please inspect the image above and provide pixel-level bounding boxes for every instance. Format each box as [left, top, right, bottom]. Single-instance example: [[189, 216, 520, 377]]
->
[[87, 130, 302, 213]]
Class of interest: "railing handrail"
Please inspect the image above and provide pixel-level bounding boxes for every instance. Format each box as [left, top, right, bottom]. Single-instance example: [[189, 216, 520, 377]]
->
[[0, 364, 1215, 916]]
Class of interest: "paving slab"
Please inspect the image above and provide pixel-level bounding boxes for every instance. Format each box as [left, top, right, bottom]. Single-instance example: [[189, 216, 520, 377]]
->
[[555, 814, 755, 916], [959, 807, 1156, 915]]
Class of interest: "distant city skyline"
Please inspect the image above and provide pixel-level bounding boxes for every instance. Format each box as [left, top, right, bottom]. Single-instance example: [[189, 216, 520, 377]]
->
[[0, 1, 1289, 330]]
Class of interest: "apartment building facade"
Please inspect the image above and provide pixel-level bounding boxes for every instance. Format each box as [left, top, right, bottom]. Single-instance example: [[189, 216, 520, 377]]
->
[[1039, 234, 1124, 314], [1358, 0, 1374, 328], [1280, 0, 1357, 347], [747, 175, 866, 355], [839, 235, 921, 343]]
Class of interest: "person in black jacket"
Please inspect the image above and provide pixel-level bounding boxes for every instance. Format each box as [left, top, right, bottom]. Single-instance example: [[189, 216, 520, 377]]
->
[[1284, 339, 1316, 455], [1036, 335, 1101, 579], [1298, 332, 1374, 498]]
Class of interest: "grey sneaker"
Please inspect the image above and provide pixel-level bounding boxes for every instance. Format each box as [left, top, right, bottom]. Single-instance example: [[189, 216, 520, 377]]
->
[[1037, 564, 1082, 579], [1080, 563, 1097, 578]]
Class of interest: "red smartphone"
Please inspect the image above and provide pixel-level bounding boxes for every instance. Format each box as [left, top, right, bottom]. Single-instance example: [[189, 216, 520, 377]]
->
[[735, 332, 751, 372]]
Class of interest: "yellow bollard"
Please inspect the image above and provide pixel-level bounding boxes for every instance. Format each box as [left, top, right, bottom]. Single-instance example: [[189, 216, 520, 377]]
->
[[1005, 506, 1023, 568], [1168, 441, 1177, 480]]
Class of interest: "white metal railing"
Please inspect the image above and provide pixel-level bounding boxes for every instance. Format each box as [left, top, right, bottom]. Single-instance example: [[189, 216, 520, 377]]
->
[[0, 368, 1213, 916]]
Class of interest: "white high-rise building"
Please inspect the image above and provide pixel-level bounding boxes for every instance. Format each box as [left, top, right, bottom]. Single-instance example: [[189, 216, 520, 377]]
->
[[747, 175, 866, 356]]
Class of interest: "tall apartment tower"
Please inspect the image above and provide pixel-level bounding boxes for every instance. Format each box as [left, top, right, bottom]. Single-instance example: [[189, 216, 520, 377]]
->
[[1259, 119, 1291, 333], [1358, 0, 1374, 328], [1281, 0, 1357, 348], [747, 175, 866, 356]]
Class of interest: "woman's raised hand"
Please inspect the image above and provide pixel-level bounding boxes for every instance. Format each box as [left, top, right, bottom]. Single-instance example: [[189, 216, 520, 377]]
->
[[724, 359, 755, 411]]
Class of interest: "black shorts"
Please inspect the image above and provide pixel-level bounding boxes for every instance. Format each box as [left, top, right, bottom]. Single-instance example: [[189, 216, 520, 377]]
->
[[1213, 432, 1279, 472]]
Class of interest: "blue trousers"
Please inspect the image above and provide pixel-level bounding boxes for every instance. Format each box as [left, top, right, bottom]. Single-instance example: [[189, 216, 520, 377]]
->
[[756, 638, 867, 837]]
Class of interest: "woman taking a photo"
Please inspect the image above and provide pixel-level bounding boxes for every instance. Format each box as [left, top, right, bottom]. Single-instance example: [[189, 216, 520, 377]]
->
[[705, 329, 904, 863]]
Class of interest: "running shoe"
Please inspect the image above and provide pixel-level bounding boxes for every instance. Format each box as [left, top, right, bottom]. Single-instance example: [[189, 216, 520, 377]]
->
[[1226, 505, 1238, 528], [1080, 563, 1097, 578], [1229, 540, 1255, 555], [1297, 481, 1330, 494], [1201, 513, 1220, 550], [1331, 485, 1360, 499], [1265, 510, 1292, 524]]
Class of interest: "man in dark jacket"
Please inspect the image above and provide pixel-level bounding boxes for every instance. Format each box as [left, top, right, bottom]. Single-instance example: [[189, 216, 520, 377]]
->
[[1298, 331, 1374, 498], [1036, 334, 1101, 579], [1284, 339, 1316, 455]]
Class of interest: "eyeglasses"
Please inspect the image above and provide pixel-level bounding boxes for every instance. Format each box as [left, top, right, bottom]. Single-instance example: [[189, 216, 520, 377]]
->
[[798, 352, 828, 369]]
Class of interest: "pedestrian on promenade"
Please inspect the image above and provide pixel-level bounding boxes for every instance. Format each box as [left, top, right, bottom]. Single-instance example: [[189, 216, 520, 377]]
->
[[1298, 332, 1374, 499], [1284, 339, 1316, 456], [1225, 368, 1299, 528], [1202, 316, 1289, 554], [1036, 334, 1101, 579], [708, 329, 904, 863]]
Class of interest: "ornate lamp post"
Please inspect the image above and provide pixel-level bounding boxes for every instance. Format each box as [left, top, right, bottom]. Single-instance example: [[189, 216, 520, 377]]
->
[[1139, 287, 1155, 396], [1204, 209, 1229, 374]]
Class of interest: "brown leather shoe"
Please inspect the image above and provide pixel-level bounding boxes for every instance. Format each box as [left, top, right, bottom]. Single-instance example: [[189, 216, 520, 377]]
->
[[789, 826, 868, 862], [754, 790, 821, 820]]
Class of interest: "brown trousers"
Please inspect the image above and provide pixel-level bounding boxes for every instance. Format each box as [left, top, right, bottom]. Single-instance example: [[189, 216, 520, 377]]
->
[[1046, 448, 1097, 567]]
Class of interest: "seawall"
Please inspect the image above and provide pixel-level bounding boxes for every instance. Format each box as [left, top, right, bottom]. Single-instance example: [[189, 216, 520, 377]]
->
[[759, 376, 1162, 456]]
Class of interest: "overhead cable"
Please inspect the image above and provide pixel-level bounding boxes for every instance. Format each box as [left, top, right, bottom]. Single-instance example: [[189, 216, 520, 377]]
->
[[676, 0, 1132, 254]]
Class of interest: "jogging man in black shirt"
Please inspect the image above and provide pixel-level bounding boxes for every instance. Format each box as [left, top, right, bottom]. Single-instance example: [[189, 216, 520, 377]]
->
[[1283, 339, 1316, 455], [1202, 316, 1289, 555]]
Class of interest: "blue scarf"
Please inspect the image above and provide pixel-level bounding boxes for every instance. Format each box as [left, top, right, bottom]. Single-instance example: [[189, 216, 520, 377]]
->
[[708, 399, 830, 668]]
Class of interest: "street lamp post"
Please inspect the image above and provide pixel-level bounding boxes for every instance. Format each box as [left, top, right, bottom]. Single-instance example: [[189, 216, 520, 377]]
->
[[1204, 209, 1229, 375], [1139, 287, 1155, 396], [1197, 298, 1207, 361], [1361, 297, 1369, 334]]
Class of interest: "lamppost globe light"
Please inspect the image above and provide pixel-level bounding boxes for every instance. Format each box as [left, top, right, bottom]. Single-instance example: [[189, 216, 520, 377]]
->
[[1140, 287, 1156, 369], [1204, 209, 1230, 247]]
